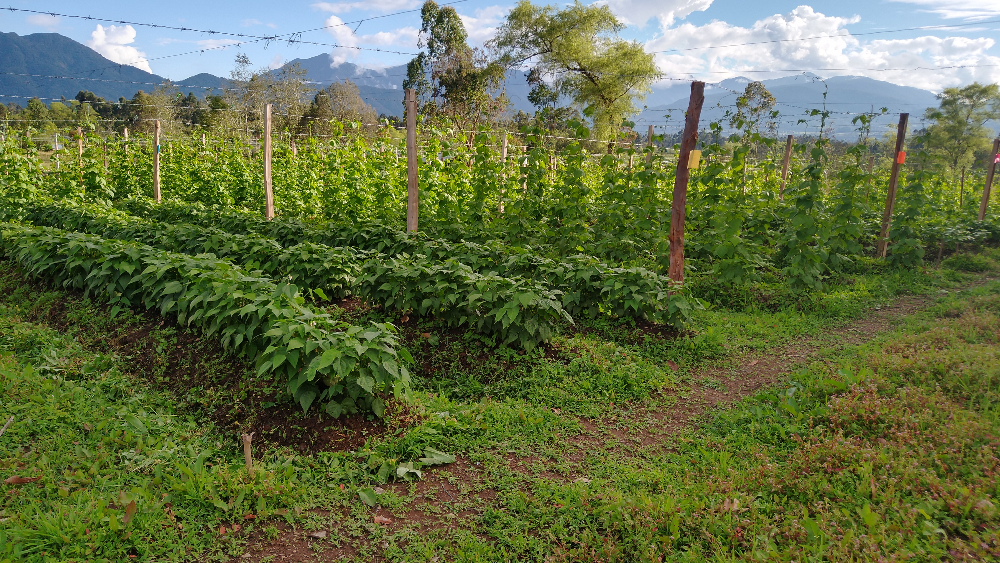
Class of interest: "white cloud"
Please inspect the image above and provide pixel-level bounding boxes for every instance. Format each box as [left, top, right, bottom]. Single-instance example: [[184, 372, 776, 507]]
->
[[26, 14, 60, 30], [242, 18, 263, 26], [312, 0, 419, 14], [886, 0, 1000, 20], [602, 0, 713, 27], [323, 15, 420, 64], [268, 54, 286, 69], [85, 24, 153, 73], [646, 5, 1000, 92], [458, 6, 507, 44]]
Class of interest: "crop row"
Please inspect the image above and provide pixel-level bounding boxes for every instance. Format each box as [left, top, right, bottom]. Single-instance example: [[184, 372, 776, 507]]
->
[[14, 201, 571, 350], [114, 197, 701, 328], [0, 223, 410, 417]]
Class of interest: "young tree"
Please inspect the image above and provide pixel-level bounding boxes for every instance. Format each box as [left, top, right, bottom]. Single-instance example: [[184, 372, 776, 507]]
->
[[924, 82, 1000, 170], [490, 0, 659, 141], [298, 80, 378, 136], [403, 0, 506, 126]]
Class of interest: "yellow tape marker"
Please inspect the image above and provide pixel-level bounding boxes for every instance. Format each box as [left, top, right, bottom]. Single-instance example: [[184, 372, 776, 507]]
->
[[688, 150, 702, 169]]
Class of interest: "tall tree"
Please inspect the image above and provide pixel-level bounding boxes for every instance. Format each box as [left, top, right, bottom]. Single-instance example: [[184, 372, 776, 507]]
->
[[298, 80, 377, 136], [490, 0, 659, 140], [403, 0, 506, 125], [923, 82, 1000, 170]]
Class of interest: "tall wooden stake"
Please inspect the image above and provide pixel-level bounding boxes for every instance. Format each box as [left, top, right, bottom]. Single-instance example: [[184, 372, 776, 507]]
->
[[960, 166, 965, 207], [153, 120, 161, 202], [668, 81, 705, 284], [264, 104, 274, 220], [646, 124, 655, 165], [123, 127, 129, 154], [877, 113, 909, 258], [500, 134, 508, 214], [405, 89, 419, 233], [980, 138, 1000, 220], [779, 134, 793, 199], [865, 155, 875, 202]]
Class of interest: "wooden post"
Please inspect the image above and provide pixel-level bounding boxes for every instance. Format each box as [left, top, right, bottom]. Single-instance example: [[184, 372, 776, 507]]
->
[[201, 133, 206, 147], [979, 138, 1000, 220], [668, 81, 705, 284], [264, 104, 274, 220], [291, 139, 297, 156], [76, 127, 83, 182], [500, 134, 508, 214], [123, 127, 129, 154], [646, 124, 654, 165], [405, 89, 418, 233], [865, 155, 875, 202], [877, 113, 909, 258], [153, 120, 161, 202], [779, 134, 793, 199], [960, 166, 965, 207]]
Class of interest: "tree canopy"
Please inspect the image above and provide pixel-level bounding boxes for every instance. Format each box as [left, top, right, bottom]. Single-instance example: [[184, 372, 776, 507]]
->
[[923, 82, 1000, 170], [489, 0, 659, 140]]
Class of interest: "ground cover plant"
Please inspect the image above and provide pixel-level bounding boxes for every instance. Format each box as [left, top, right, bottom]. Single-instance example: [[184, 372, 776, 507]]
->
[[3, 95, 1000, 561]]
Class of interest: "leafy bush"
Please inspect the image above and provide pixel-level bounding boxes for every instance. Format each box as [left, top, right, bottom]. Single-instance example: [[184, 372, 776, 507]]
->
[[0, 224, 411, 417]]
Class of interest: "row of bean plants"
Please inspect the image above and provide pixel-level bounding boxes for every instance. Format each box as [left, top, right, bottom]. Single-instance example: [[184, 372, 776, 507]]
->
[[0, 223, 410, 416]]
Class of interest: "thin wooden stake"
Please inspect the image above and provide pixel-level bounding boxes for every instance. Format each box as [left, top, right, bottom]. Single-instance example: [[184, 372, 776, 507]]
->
[[405, 89, 419, 233], [201, 133, 206, 147], [960, 166, 965, 207], [669, 81, 706, 284], [877, 113, 909, 258], [123, 127, 129, 154], [978, 137, 1000, 220], [241, 433, 254, 474], [264, 104, 274, 220], [646, 124, 654, 166], [779, 134, 793, 199], [500, 134, 508, 214], [153, 120, 161, 202], [865, 155, 875, 202], [103, 137, 108, 170]]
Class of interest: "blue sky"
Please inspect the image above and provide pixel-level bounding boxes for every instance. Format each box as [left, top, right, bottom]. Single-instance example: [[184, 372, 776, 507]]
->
[[2, 0, 999, 92]]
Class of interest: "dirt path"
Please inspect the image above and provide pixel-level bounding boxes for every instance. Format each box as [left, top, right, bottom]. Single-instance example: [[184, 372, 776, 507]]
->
[[242, 278, 996, 561]]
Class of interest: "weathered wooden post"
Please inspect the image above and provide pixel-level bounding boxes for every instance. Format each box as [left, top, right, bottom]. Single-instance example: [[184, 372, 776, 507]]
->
[[779, 134, 793, 199], [153, 120, 161, 202], [668, 81, 706, 284], [877, 113, 909, 258], [264, 104, 274, 220], [978, 137, 999, 220], [405, 89, 419, 232]]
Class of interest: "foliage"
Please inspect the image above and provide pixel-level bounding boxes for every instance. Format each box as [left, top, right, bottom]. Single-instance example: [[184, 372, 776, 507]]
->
[[0, 224, 411, 417], [490, 0, 660, 140]]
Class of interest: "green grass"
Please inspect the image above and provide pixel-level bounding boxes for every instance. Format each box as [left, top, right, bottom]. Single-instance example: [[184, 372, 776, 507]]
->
[[1, 249, 998, 561]]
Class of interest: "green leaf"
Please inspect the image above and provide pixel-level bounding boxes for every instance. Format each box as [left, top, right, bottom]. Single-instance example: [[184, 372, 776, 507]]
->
[[124, 414, 148, 435], [419, 448, 456, 466], [358, 488, 377, 507]]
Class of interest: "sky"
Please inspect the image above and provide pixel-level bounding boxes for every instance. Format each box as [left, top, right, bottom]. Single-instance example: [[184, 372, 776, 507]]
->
[[2, 0, 999, 94]]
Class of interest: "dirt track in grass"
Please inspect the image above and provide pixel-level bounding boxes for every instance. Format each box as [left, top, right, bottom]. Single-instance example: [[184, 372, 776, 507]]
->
[[243, 278, 997, 561]]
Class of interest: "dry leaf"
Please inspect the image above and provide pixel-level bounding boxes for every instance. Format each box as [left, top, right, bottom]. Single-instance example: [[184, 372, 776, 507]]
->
[[421, 332, 431, 338], [748, 360, 759, 366], [373, 515, 391, 525], [666, 360, 679, 371], [83, 423, 92, 431], [4, 476, 41, 485], [307, 530, 327, 539], [123, 500, 137, 524], [218, 526, 227, 535], [400, 315, 409, 323], [243, 513, 256, 520], [374, 487, 385, 494], [231, 524, 242, 532]]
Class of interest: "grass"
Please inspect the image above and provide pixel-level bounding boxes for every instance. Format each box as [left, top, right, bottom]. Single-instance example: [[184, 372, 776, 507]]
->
[[0, 248, 998, 561]]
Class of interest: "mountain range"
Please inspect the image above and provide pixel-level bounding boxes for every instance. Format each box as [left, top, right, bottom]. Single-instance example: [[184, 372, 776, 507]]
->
[[1, 30, 947, 136]]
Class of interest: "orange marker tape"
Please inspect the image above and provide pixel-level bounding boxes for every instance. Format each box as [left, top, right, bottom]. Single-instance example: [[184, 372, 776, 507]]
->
[[896, 151, 906, 164]]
